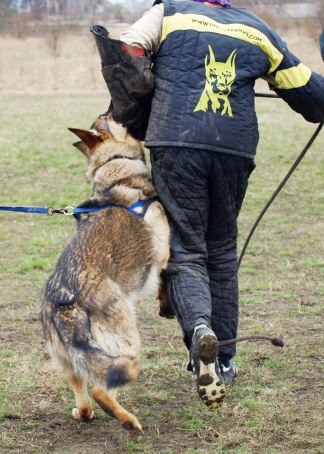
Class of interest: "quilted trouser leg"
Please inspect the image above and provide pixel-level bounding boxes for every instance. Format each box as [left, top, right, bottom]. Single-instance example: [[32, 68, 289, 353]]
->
[[164, 249, 213, 349], [206, 154, 254, 358], [207, 239, 239, 358], [151, 147, 254, 352], [151, 147, 213, 348]]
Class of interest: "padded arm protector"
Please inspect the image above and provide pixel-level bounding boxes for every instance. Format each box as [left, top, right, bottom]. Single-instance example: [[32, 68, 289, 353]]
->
[[91, 25, 154, 140]]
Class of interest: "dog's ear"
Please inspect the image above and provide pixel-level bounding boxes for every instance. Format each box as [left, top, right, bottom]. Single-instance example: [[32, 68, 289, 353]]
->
[[72, 140, 92, 159], [68, 128, 103, 156]]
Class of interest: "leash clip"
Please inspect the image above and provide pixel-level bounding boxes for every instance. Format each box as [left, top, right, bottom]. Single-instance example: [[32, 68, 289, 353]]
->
[[47, 207, 75, 216], [63, 206, 74, 216]]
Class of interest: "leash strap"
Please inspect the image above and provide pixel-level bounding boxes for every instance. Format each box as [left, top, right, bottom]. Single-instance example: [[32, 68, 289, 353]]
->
[[239, 121, 324, 268], [0, 199, 158, 218], [0, 206, 53, 215]]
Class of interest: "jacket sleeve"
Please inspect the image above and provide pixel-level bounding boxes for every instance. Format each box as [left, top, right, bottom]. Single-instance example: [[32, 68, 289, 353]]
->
[[264, 46, 324, 123], [120, 3, 163, 53], [320, 30, 324, 61]]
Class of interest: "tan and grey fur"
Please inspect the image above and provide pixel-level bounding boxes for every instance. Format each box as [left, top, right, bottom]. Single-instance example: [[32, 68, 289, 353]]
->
[[40, 113, 170, 435]]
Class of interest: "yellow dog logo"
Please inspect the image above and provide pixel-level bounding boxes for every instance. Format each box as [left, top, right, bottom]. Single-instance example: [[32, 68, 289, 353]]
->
[[194, 46, 237, 116]]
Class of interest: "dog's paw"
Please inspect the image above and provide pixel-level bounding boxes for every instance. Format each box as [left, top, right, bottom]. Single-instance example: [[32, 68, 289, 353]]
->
[[157, 284, 175, 319], [72, 407, 94, 421], [122, 419, 144, 436], [158, 306, 176, 319]]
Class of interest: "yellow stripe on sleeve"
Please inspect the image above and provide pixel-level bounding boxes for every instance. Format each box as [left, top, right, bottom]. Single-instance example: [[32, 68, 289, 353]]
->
[[161, 13, 283, 72], [274, 63, 312, 89]]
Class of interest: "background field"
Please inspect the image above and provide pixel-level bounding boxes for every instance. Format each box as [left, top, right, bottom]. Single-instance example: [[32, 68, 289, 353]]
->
[[0, 21, 323, 454]]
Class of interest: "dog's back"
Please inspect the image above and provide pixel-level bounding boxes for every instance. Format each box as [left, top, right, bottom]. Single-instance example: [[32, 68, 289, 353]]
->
[[40, 114, 169, 434]]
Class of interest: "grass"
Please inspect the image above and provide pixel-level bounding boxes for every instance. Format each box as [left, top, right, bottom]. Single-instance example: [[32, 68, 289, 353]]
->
[[0, 43, 324, 453]]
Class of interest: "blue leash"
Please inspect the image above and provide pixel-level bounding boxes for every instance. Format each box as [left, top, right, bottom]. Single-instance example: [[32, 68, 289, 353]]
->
[[0, 206, 55, 215], [0, 199, 157, 219]]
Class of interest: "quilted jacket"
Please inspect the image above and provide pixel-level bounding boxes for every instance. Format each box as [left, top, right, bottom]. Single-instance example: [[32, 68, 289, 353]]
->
[[144, 0, 324, 158]]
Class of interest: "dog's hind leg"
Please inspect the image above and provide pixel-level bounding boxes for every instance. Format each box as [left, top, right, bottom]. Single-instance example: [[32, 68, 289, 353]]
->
[[92, 387, 143, 435], [67, 374, 94, 421]]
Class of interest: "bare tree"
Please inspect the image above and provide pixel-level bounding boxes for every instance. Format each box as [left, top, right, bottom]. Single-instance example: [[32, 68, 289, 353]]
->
[[0, 0, 17, 34], [306, 0, 324, 45]]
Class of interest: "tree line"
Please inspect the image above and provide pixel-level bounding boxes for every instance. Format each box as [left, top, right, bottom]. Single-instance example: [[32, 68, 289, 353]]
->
[[0, 0, 150, 37], [0, 0, 323, 41]]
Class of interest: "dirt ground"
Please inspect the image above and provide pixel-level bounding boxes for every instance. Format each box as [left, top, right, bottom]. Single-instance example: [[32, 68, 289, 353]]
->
[[1, 289, 323, 453]]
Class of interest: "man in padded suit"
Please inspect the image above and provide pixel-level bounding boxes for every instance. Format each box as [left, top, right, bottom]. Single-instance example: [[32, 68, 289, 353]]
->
[[93, 0, 324, 409]]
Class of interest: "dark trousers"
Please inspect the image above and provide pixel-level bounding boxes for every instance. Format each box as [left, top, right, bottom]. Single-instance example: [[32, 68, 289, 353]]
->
[[150, 147, 255, 357]]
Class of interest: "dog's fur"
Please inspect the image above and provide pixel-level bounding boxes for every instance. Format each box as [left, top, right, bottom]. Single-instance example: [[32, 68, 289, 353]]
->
[[40, 113, 170, 434]]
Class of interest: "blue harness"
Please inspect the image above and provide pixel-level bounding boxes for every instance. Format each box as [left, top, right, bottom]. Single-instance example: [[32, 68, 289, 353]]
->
[[72, 199, 157, 219]]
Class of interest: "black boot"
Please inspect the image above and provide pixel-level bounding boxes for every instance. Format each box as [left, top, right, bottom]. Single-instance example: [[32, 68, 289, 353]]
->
[[190, 325, 225, 409]]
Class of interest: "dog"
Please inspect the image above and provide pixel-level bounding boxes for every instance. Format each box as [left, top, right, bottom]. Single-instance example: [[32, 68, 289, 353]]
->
[[194, 46, 236, 116], [40, 112, 170, 435]]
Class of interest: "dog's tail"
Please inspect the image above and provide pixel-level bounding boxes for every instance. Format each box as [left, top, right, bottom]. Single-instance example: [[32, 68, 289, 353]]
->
[[44, 306, 139, 390]]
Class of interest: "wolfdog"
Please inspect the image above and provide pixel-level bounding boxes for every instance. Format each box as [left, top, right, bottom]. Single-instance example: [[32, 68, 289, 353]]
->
[[40, 112, 170, 435]]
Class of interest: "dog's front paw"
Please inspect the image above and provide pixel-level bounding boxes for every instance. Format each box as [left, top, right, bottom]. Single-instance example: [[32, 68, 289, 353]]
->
[[72, 407, 94, 421]]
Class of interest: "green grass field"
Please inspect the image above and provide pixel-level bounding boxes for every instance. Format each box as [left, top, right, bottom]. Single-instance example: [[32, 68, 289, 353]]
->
[[0, 92, 323, 454]]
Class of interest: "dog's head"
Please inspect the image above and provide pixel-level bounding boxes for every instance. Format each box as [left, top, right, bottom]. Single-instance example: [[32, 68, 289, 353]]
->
[[205, 46, 236, 96], [69, 111, 145, 181]]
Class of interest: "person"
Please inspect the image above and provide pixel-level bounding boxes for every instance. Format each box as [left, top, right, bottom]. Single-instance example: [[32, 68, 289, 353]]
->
[[320, 29, 324, 61], [93, 0, 324, 409]]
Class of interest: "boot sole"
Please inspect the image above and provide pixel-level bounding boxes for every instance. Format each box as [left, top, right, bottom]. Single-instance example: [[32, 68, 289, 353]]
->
[[196, 333, 219, 364], [195, 334, 225, 409]]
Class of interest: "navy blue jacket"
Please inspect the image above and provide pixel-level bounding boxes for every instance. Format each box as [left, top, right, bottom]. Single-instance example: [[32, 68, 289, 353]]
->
[[145, 0, 324, 159], [320, 30, 324, 61]]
